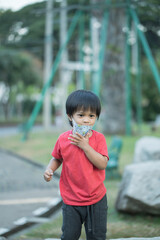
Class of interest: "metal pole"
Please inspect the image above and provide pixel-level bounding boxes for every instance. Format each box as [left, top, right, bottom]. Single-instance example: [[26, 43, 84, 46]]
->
[[60, 0, 69, 126], [130, 8, 160, 92], [43, 0, 54, 130], [136, 37, 142, 130], [132, 21, 142, 131], [95, 0, 110, 96], [125, 4, 132, 135], [91, 16, 100, 94], [78, 13, 85, 89], [91, 0, 109, 96]]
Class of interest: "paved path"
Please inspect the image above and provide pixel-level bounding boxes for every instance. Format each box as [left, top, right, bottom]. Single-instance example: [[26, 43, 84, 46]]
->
[[0, 149, 60, 231], [0, 125, 44, 137], [0, 123, 69, 138]]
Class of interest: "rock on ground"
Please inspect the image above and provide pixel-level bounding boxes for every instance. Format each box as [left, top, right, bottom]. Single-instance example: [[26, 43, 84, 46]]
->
[[133, 136, 160, 163], [115, 161, 160, 215]]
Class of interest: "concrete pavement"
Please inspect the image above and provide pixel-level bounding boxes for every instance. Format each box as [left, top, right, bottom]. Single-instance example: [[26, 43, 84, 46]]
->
[[0, 149, 62, 238], [0, 125, 44, 138]]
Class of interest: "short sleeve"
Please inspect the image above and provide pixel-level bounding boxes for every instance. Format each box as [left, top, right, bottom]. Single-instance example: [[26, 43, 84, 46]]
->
[[51, 137, 62, 159], [96, 133, 109, 160]]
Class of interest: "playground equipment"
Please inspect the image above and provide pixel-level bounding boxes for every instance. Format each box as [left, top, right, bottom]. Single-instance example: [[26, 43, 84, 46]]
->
[[106, 136, 123, 179], [22, 0, 160, 140]]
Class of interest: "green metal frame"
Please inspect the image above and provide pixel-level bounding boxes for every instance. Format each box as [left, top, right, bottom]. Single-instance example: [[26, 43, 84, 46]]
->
[[135, 29, 142, 131], [92, 0, 110, 96], [22, 3, 160, 140], [78, 12, 85, 89], [125, 6, 160, 135], [129, 8, 160, 92], [22, 11, 82, 141], [125, 5, 132, 135]]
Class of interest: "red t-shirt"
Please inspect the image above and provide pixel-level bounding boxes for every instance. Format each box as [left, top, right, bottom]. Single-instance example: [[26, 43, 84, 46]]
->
[[52, 130, 109, 206]]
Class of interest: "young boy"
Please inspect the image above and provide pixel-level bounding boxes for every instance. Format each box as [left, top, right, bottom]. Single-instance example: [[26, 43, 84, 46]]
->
[[44, 89, 109, 240]]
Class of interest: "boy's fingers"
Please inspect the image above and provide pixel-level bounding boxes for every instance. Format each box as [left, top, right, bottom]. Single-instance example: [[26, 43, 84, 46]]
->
[[75, 132, 83, 138], [44, 169, 53, 181], [44, 174, 52, 182], [46, 169, 53, 175], [69, 133, 82, 138], [85, 132, 90, 139]]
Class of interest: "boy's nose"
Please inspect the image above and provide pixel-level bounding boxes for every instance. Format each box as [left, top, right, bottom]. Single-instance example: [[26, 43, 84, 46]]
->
[[83, 117, 89, 123]]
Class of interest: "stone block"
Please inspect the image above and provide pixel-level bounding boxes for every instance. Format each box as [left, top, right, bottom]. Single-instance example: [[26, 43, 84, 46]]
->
[[115, 162, 160, 214]]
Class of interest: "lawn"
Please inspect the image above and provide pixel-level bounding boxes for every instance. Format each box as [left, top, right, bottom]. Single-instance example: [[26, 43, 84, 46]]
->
[[0, 124, 160, 239]]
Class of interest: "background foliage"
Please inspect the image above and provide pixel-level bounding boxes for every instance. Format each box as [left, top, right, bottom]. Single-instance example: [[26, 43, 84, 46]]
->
[[0, 0, 160, 123]]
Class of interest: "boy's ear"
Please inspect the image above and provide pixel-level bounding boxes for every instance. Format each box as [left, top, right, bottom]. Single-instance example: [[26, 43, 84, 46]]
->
[[67, 114, 72, 121], [67, 114, 73, 127]]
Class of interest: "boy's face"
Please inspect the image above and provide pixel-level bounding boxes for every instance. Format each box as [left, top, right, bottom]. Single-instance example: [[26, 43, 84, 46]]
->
[[70, 109, 97, 126]]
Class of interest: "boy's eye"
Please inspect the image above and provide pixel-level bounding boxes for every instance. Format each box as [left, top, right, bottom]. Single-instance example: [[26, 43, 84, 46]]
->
[[90, 114, 96, 118]]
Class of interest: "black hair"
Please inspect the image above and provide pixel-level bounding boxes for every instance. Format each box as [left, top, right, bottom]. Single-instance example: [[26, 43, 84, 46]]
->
[[66, 89, 101, 126]]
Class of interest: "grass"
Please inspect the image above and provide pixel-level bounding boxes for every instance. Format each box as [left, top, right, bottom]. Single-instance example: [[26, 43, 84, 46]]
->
[[1, 123, 160, 239], [0, 131, 60, 165]]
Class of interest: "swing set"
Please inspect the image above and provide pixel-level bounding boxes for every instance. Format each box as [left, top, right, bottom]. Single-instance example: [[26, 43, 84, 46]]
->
[[22, 0, 160, 141]]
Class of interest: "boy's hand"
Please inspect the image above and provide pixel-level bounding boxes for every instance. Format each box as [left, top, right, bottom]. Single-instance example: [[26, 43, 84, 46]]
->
[[44, 168, 53, 182], [68, 132, 90, 150]]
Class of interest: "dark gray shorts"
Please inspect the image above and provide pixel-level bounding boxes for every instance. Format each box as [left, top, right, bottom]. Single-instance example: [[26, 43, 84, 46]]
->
[[61, 194, 108, 240]]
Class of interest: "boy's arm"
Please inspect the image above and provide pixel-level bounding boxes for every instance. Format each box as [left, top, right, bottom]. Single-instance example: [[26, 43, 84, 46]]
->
[[68, 133, 108, 170], [81, 144, 108, 170], [44, 157, 62, 182]]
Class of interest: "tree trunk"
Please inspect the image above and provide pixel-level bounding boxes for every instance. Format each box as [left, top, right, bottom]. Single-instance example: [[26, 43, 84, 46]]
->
[[2, 101, 9, 120], [102, 7, 126, 134]]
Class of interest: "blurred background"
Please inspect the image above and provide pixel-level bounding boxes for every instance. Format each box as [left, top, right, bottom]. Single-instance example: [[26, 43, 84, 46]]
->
[[0, 0, 160, 136], [0, 0, 160, 239]]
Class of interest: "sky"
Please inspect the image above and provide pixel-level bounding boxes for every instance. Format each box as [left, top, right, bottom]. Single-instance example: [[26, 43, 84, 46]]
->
[[0, 0, 45, 11]]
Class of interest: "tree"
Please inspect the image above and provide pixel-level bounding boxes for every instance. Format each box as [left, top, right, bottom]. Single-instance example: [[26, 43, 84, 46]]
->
[[0, 49, 42, 119], [102, 4, 126, 134], [0, 2, 46, 60]]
